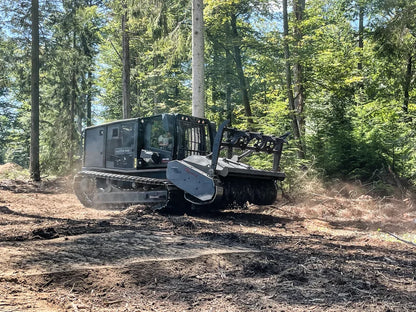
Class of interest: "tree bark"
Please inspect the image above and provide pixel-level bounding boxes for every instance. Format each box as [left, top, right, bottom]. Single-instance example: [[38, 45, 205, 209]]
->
[[69, 31, 77, 170], [86, 71, 92, 126], [283, 0, 304, 158], [30, 0, 40, 181], [293, 0, 306, 138], [225, 49, 233, 125], [122, 2, 131, 119], [230, 13, 253, 126], [153, 54, 159, 114], [403, 53, 412, 114], [356, 3, 365, 103], [192, 0, 205, 118], [358, 4, 364, 71]]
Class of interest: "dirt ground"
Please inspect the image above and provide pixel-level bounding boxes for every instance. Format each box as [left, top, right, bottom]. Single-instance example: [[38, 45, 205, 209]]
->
[[0, 170, 416, 311]]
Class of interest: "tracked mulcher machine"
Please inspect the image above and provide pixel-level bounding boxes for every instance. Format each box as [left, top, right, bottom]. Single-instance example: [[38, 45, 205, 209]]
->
[[74, 114, 288, 212]]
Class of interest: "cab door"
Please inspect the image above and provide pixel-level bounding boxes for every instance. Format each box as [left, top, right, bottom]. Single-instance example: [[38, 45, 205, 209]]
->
[[105, 121, 138, 169], [84, 126, 105, 168]]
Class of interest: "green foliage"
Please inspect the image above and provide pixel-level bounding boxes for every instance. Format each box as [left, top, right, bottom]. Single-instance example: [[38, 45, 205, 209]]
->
[[0, 28, 29, 166], [97, 0, 192, 120], [352, 99, 416, 179]]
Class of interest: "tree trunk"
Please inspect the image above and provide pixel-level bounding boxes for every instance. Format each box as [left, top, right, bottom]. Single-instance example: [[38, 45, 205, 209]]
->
[[69, 30, 77, 170], [192, 0, 205, 118], [225, 49, 233, 125], [358, 4, 364, 71], [225, 50, 233, 159], [122, 2, 131, 119], [283, 0, 304, 159], [86, 71, 92, 126], [131, 53, 140, 116], [230, 13, 253, 126], [153, 54, 159, 114], [30, 0, 40, 181], [403, 53, 412, 114], [356, 3, 365, 103], [293, 0, 306, 138]]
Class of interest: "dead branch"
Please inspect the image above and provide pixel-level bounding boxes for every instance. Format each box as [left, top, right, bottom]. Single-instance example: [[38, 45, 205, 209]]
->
[[384, 231, 416, 247]]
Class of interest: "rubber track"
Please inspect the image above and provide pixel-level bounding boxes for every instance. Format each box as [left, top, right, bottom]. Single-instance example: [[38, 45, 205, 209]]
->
[[74, 171, 173, 210], [77, 170, 174, 187]]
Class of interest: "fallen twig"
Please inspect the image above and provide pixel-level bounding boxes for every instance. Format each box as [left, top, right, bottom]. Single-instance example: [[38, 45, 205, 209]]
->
[[384, 231, 416, 247], [104, 300, 123, 306]]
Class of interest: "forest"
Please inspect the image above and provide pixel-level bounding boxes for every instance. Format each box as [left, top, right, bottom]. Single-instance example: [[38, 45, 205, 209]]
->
[[0, 0, 415, 187]]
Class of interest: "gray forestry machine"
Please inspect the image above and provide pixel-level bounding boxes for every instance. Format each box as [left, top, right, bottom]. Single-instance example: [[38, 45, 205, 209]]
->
[[74, 113, 288, 212]]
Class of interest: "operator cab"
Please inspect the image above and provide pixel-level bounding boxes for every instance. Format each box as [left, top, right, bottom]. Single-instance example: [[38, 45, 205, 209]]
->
[[82, 114, 214, 173]]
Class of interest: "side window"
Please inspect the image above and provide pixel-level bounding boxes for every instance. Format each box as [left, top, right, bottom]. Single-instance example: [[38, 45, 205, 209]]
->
[[112, 128, 119, 138], [120, 124, 134, 148], [144, 118, 173, 152], [155, 121, 173, 150]]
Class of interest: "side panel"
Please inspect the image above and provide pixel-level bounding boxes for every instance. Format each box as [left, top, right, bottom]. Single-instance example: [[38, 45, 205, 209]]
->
[[84, 127, 105, 168]]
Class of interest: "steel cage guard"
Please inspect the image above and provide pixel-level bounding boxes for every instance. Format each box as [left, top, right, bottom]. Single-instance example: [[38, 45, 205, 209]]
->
[[210, 120, 289, 174]]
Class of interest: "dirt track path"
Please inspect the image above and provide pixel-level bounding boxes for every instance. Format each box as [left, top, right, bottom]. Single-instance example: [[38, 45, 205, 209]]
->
[[0, 229, 256, 277], [1, 184, 416, 311]]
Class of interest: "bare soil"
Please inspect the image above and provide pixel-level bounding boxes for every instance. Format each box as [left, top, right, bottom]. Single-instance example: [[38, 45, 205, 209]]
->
[[0, 174, 416, 311]]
